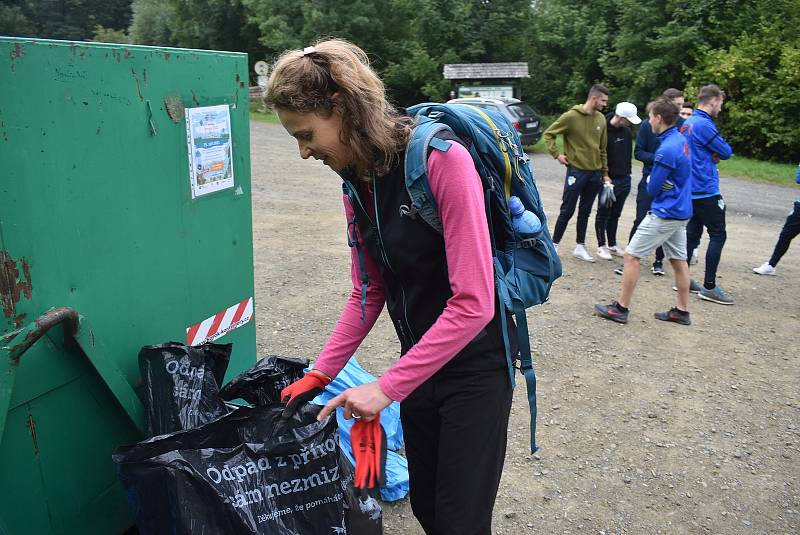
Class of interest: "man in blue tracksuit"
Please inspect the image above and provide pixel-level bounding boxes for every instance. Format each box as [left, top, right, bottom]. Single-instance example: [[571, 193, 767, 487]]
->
[[753, 164, 800, 275], [595, 97, 693, 325], [681, 84, 734, 304], [621, 88, 686, 277]]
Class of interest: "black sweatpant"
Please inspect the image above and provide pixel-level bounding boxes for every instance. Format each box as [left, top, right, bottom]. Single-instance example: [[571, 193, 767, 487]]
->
[[629, 177, 664, 262], [686, 195, 727, 289], [769, 201, 800, 267], [595, 175, 631, 247], [552, 167, 603, 245], [401, 367, 512, 535]]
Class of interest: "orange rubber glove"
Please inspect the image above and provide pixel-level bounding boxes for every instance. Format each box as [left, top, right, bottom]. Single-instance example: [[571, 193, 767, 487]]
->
[[351, 416, 387, 491], [280, 370, 331, 418]]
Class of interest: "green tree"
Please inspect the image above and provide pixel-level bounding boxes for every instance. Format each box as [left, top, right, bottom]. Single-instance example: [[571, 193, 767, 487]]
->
[[244, 0, 419, 100], [397, 0, 535, 102], [687, 0, 800, 161], [0, 4, 34, 36], [244, 0, 535, 105], [382, 42, 445, 104], [93, 24, 129, 43], [244, 0, 425, 84], [526, 0, 616, 114], [599, 0, 694, 105], [599, 0, 757, 105], [167, 0, 262, 56], [128, 0, 175, 46], [1, 0, 132, 40]]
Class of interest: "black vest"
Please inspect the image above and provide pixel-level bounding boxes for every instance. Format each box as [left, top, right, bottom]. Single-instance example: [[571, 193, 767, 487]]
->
[[343, 154, 515, 374]]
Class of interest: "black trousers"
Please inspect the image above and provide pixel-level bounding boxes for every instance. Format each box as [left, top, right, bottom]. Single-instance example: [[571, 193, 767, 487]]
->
[[769, 201, 800, 267], [686, 195, 727, 288], [401, 367, 512, 535], [552, 167, 603, 244], [595, 175, 631, 247], [629, 177, 664, 262]]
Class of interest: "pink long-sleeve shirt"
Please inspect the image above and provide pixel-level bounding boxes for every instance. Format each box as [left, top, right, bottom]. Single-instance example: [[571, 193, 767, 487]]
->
[[313, 141, 496, 401]]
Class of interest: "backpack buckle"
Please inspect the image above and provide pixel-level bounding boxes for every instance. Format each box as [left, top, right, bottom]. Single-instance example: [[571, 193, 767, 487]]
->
[[512, 360, 531, 373], [399, 203, 420, 219], [515, 237, 539, 249], [501, 132, 523, 159]]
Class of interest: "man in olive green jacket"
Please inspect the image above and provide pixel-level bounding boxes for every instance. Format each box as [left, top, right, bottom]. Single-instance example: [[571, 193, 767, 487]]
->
[[544, 84, 610, 262]]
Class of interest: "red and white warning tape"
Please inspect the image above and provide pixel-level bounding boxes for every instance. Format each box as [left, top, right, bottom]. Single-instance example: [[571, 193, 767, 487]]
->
[[186, 297, 254, 346]]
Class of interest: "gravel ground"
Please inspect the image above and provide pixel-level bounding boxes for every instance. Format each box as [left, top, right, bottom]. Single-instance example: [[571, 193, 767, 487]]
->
[[251, 120, 799, 535]]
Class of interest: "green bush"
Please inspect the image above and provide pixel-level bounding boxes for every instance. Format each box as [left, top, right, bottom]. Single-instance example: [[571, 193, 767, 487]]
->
[[93, 25, 129, 43], [687, 2, 800, 163]]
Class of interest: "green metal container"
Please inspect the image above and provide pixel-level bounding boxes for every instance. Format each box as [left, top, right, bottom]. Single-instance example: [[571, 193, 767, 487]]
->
[[0, 37, 256, 534]]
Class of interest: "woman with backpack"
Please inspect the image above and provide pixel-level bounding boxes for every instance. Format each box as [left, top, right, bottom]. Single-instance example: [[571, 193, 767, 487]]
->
[[267, 39, 516, 535]]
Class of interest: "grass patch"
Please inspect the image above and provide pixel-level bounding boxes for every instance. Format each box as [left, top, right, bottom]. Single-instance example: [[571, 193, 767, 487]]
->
[[528, 135, 559, 155], [716, 155, 797, 186], [249, 110, 281, 124], [528, 131, 796, 186]]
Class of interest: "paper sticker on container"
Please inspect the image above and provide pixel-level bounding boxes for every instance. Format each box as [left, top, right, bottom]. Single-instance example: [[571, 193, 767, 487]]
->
[[186, 104, 235, 198], [187, 297, 253, 346]]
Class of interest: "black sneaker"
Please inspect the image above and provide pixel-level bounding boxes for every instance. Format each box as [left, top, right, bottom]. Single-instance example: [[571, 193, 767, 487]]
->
[[651, 261, 665, 276], [614, 264, 624, 275], [654, 307, 691, 325], [594, 302, 629, 324]]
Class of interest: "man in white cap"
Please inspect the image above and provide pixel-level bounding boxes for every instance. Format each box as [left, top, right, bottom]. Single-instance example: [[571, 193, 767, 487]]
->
[[594, 101, 641, 260]]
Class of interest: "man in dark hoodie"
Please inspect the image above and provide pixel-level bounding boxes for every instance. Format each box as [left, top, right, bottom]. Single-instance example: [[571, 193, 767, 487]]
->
[[619, 88, 687, 276], [544, 84, 610, 263], [595, 101, 641, 261]]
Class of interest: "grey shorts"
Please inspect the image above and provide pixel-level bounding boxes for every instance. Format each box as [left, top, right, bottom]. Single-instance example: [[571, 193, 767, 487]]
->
[[626, 213, 689, 260]]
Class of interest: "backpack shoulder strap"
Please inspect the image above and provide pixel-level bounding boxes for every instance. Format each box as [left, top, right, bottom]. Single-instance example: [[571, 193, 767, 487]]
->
[[403, 117, 456, 235]]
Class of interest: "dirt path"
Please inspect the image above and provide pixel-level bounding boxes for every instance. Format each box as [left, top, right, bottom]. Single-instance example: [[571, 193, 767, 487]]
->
[[251, 121, 799, 534]]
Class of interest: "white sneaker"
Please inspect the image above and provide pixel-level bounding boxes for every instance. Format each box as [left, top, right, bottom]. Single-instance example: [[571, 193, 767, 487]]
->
[[573, 244, 595, 262], [690, 247, 699, 265], [554, 242, 560, 253], [607, 245, 625, 257], [596, 246, 613, 260], [753, 262, 776, 275]]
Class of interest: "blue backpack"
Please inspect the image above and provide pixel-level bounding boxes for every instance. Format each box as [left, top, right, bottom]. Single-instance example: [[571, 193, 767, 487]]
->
[[404, 102, 562, 453]]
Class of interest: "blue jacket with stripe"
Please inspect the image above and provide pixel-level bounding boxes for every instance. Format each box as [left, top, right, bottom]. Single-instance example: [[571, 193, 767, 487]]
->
[[647, 126, 693, 220], [634, 116, 685, 181], [680, 109, 733, 198]]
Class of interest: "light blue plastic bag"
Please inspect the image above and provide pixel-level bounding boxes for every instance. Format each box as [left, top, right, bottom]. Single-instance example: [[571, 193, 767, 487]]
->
[[311, 357, 409, 502]]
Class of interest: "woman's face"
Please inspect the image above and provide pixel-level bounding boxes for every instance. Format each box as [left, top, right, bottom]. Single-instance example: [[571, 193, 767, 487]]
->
[[276, 108, 352, 172]]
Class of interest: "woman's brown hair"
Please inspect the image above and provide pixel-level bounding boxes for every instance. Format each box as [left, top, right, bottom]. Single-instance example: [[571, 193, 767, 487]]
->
[[265, 39, 413, 178]]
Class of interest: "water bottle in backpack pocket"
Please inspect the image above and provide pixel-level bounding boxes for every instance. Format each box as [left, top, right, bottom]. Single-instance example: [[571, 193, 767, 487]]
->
[[496, 181, 559, 312], [509, 195, 542, 238]]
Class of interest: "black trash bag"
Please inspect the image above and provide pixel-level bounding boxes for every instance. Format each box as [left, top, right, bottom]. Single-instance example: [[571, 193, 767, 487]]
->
[[138, 342, 232, 437], [219, 355, 309, 406], [113, 403, 346, 535], [339, 453, 383, 535]]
